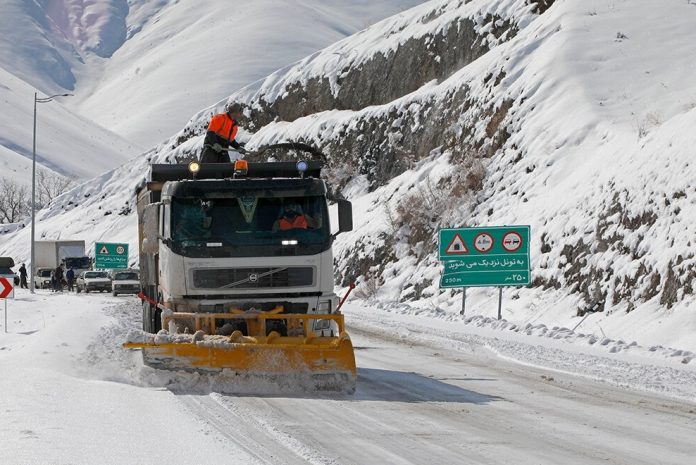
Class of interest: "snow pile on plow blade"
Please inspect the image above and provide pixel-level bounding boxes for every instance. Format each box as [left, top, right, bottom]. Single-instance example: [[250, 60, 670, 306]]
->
[[124, 313, 356, 393]]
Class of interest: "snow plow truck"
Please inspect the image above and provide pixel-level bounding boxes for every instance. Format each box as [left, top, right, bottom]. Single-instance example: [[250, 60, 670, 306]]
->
[[124, 158, 357, 392]]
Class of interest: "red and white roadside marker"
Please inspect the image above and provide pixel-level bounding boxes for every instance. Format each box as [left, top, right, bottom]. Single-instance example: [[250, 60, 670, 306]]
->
[[0, 276, 14, 299], [1, 275, 14, 333]]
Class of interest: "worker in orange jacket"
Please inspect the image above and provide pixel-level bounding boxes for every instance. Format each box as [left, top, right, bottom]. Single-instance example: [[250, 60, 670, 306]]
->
[[273, 203, 310, 231], [200, 103, 246, 163]]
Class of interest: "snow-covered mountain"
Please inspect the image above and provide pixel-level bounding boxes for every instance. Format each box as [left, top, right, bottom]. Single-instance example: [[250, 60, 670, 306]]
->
[[0, 0, 422, 189], [2, 0, 695, 350], [0, 0, 425, 191], [0, 65, 138, 186], [0, 0, 426, 147]]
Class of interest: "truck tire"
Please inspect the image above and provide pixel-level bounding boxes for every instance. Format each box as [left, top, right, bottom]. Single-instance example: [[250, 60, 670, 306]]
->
[[153, 308, 162, 333], [142, 301, 151, 332], [266, 319, 288, 337], [142, 302, 162, 333]]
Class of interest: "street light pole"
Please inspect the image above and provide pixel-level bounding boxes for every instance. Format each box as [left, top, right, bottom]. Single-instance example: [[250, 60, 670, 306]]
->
[[29, 92, 73, 294], [30, 93, 37, 293]]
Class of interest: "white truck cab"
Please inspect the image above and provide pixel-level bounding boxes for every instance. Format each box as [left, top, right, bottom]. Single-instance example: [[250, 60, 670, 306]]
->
[[136, 160, 352, 335]]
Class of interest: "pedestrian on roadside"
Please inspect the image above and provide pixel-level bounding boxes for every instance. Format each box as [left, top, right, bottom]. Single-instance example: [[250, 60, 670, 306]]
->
[[54, 265, 64, 292], [18, 263, 28, 289], [66, 267, 75, 292]]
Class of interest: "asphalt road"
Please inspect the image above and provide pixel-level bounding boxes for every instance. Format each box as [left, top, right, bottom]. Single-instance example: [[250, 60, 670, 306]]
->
[[176, 325, 696, 465]]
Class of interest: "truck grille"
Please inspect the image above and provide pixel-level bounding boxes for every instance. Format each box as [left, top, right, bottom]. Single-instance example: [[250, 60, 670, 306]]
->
[[193, 267, 314, 289], [115, 284, 139, 290]]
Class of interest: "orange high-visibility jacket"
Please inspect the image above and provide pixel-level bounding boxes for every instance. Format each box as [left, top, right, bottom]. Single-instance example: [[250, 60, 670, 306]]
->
[[279, 215, 308, 230], [207, 113, 238, 143]]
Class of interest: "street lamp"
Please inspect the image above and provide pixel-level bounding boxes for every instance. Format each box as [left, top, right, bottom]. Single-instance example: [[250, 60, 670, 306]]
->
[[29, 92, 73, 294]]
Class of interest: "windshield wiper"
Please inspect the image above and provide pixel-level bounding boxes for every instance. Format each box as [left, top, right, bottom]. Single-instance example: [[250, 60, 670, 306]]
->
[[219, 267, 288, 289]]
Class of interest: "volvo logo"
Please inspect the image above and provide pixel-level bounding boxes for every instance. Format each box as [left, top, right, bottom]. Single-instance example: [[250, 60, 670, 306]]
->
[[248, 273, 259, 283]]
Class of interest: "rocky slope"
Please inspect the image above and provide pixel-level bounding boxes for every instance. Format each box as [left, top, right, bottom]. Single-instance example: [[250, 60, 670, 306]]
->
[[157, 0, 696, 315], [3, 0, 695, 348]]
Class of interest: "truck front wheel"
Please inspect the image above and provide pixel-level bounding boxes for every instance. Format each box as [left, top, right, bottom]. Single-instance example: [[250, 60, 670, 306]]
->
[[142, 302, 161, 333], [153, 309, 162, 333]]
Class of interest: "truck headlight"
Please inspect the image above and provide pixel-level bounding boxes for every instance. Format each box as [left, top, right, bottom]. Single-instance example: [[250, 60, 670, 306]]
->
[[314, 319, 331, 331], [188, 161, 201, 174]]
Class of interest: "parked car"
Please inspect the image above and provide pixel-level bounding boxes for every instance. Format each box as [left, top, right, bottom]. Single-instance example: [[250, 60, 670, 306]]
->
[[110, 270, 140, 296], [0, 269, 19, 286], [0, 257, 19, 286], [76, 271, 112, 293], [34, 268, 54, 289]]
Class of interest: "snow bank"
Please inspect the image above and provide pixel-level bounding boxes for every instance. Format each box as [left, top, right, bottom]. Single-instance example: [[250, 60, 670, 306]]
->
[[344, 300, 696, 402]]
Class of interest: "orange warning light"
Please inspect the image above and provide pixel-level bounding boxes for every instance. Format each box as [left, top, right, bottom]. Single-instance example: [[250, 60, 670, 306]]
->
[[234, 159, 248, 175]]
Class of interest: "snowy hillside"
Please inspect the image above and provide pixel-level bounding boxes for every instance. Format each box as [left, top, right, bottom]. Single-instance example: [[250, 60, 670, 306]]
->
[[2, 0, 696, 351], [0, 66, 139, 187], [0, 0, 425, 147]]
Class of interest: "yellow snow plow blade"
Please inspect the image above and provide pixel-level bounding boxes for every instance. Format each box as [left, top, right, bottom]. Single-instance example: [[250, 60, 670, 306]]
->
[[124, 312, 356, 392]]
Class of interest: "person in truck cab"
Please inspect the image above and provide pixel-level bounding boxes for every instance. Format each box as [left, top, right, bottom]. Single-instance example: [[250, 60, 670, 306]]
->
[[200, 103, 246, 163], [273, 203, 309, 231]]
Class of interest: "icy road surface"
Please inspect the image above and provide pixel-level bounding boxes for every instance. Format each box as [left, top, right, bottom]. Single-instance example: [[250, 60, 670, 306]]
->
[[1, 292, 695, 465]]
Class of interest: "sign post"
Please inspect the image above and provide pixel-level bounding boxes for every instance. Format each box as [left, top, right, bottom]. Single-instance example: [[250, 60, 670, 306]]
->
[[0, 276, 15, 333], [95, 242, 129, 270], [439, 226, 531, 319], [461, 288, 466, 315]]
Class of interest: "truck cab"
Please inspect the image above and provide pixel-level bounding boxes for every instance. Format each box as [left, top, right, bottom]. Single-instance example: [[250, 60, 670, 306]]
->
[[136, 161, 352, 334], [63, 256, 92, 276]]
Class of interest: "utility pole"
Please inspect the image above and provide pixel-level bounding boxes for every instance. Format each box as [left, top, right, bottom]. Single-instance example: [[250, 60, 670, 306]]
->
[[30, 92, 73, 293]]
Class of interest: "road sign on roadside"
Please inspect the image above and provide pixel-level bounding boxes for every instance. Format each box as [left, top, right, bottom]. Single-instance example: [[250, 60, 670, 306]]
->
[[0, 276, 14, 299], [1, 275, 13, 333], [95, 242, 129, 269], [439, 226, 530, 288], [445, 234, 469, 254]]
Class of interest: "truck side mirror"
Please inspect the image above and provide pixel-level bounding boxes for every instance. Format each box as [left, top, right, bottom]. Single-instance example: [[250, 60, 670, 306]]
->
[[337, 199, 353, 233], [142, 203, 160, 254]]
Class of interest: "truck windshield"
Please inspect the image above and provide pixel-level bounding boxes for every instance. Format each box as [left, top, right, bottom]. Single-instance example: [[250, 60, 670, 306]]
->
[[170, 195, 330, 257], [85, 272, 108, 279], [64, 257, 91, 269], [114, 272, 138, 280]]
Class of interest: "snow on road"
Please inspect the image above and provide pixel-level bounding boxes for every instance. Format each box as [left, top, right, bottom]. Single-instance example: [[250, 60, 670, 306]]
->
[[1, 291, 695, 464], [0, 292, 258, 464]]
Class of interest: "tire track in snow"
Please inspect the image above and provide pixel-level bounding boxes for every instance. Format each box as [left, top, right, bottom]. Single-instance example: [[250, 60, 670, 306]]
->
[[177, 394, 340, 465]]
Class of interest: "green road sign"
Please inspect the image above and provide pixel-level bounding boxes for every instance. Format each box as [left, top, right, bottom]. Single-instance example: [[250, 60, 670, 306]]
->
[[440, 270, 531, 288], [95, 242, 129, 269], [443, 255, 530, 273], [439, 226, 530, 288]]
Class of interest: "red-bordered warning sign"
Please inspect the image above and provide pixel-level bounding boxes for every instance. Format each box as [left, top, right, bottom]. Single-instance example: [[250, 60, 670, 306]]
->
[[473, 232, 494, 253], [445, 233, 469, 255], [502, 231, 523, 252]]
